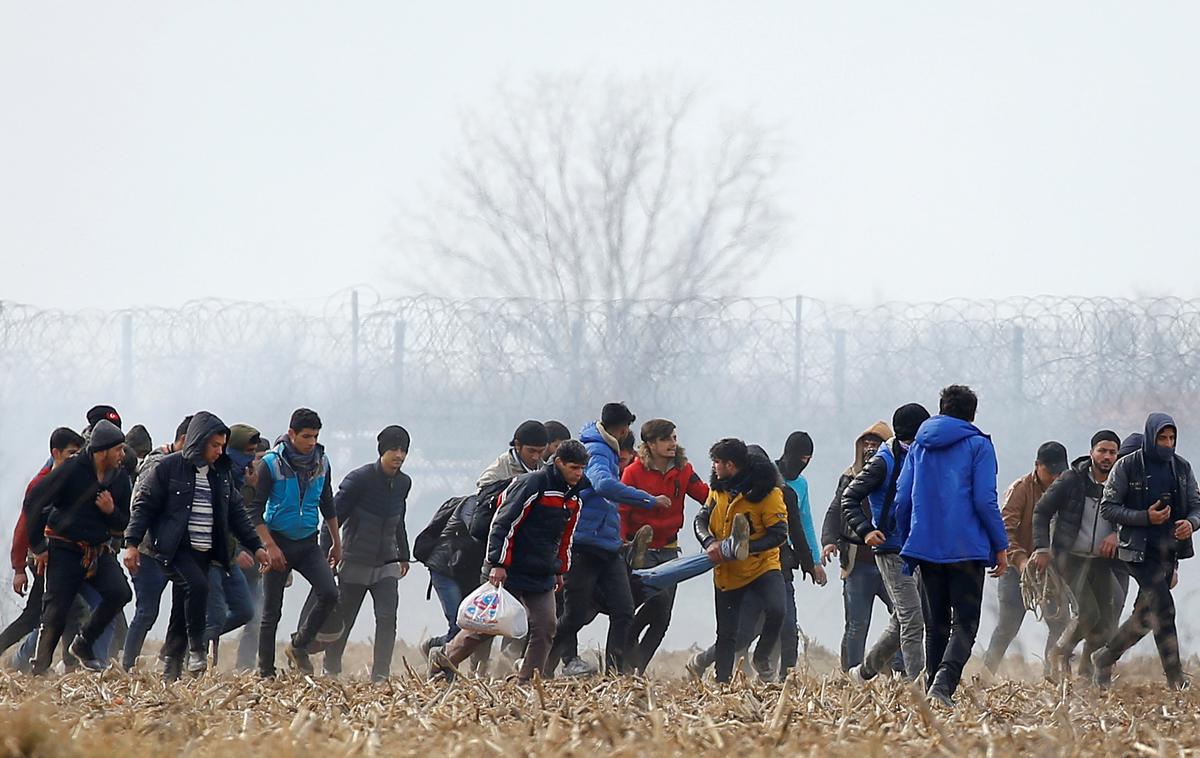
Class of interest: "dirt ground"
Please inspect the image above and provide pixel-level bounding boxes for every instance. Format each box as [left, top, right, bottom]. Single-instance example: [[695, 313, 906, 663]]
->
[[1, 642, 1199, 757]]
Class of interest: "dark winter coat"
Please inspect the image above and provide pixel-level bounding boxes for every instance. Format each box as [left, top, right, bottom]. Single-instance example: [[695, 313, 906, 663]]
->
[[1033, 455, 1100, 556], [125, 412, 263, 570], [335, 460, 412, 567], [841, 439, 907, 554], [25, 450, 132, 552], [1100, 414, 1200, 563], [486, 463, 583, 593]]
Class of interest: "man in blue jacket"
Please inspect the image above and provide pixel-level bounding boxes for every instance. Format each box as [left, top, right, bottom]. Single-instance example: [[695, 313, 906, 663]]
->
[[894, 385, 1008, 707], [250, 408, 342, 678], [546, 403, 670, 674]]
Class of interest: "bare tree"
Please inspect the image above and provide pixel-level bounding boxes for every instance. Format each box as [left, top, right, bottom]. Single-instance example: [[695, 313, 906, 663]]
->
[[401, 75, 783, 302]]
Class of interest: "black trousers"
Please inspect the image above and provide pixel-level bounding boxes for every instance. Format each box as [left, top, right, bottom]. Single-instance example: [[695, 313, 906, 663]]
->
[[258, 532, 339, 675], [323, 576, 400, 681], [1105, 547, 1181, 680], [918, 560, 984, 694], [548, 546, 635, 674], [33, 543, 131, 674], [161, 546, 212, 659], [714, 570, 786, 683], [627, 547, 680, 673], [1058, 555, 1123, 657]]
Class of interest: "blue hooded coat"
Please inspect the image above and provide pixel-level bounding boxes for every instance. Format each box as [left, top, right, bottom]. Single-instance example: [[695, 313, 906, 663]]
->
[[894, 415, 1008, 566], [573, 421, 657, 553]]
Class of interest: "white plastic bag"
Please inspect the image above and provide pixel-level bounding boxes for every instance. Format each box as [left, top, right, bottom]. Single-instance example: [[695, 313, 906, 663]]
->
[[456, 582, 529, 638]]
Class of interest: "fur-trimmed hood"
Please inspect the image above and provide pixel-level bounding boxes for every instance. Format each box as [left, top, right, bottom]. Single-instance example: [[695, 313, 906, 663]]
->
[[710, 445, 780, 503], [843, 421, 894, 477]]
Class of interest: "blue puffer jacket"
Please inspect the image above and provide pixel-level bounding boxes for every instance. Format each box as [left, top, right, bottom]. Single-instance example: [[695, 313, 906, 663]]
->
[[894, 415, 1008, 566], [573, 422, 657, 553]]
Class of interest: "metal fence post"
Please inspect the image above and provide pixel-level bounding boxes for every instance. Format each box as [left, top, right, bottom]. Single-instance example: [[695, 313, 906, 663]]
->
[[393, 319, 406, 416], [833, 328, 847, 418], [1011, 325, 1024, 403], [793, 295, 804, 413]]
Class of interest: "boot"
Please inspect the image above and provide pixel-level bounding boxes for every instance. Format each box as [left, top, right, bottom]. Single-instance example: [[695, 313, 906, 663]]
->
[[1091, 647, 1114, 690], [628, 525, 654, 569], [926, 668, 956, 709], [162, 656, 183, 683]]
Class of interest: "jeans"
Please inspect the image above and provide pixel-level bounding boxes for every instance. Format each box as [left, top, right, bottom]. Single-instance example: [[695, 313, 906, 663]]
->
[[1053, 555, 1123, 665], [862, 552, 925, 680], [323, 576, 400, 681], [205, 564, 255, 646], [445, 587, 557, 681], [714, 570, 786, 683], [627, 548, 681, 672], [258, 532, 339, 676], [33, 543, 132, 674], [161, 547, 212, 659], [1103, 547, 1181, 682], [919, 560, 985, 695], [632, 552, 715, 598], [123, 556, 170, 669], [841, 555, 894, 671], [983, 567, 1068, 672], [549, 546, 636, 674], [234, 566, 263, 671], [429, 570, 464, 644]]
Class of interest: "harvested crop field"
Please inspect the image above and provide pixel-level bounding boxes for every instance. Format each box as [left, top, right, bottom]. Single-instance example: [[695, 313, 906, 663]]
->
[[1, 647, 1198, 757]]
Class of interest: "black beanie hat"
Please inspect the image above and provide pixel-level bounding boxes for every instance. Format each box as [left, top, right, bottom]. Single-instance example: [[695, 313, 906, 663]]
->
[[125, 424, 153, 458], [88, 419, 126, 454], [892, 403, 931, 442], [87, 404, 122, 429], [512, 420, 549, 447], [377, 425, 411, 455], [1090, 430, 1121, 449]]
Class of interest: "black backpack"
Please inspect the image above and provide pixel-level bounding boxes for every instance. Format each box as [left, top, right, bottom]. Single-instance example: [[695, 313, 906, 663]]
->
[[413, 495, 466, 565], [468, 478, 513, 542]]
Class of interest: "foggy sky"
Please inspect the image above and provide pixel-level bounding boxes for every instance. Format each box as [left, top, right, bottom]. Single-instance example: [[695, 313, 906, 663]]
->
[[3, 2, 1199, 309]]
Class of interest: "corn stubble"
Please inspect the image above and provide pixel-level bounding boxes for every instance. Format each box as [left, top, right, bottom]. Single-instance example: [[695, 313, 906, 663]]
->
[[0, 653, 1196, 757]]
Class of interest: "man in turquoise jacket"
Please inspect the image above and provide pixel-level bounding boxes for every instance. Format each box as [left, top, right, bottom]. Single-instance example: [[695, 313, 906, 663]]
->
[[250, 407, 342, 678]]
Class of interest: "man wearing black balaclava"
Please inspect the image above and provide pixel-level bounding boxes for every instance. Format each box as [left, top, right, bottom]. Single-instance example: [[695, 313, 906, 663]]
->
[[1092, 413, 1200, 689]]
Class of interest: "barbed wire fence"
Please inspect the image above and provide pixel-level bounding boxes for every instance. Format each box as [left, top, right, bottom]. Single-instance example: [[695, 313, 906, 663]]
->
[[3, 291, 1199, 493]]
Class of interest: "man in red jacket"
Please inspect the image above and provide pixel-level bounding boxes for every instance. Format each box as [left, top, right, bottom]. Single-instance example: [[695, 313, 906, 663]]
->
[[0, 428, 84, 661], [620, 419, 711, 673]]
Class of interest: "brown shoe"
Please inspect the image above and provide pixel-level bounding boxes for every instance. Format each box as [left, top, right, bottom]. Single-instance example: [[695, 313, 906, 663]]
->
[[731, 514, 751, 561], [629, 525, 654, 569]]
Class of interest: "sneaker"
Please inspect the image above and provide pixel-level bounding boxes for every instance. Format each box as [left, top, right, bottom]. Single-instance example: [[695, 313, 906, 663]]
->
[[1091, 648, 1113, 690], [848, 664, 872, 687], [419, 636, 439, 660], [629, 525, 654, 570], [68, 636, 104, 672], [685, 652, 705, 680], [1167, 672, 1189, 691], [731, 514, 751, 561], [513, 657, 525, 674], [163, 656, 183, 683], [285, 642, 314, 675], [428, 647, 456, 681], [563, 656, 598, 677], [927, 688, 956, 709], [185, 650, 207, 676]]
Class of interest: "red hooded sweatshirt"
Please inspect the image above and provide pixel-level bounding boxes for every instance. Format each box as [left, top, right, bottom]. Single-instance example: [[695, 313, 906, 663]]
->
[[11, 464, 51, 572], [619, 449, 710, 549]]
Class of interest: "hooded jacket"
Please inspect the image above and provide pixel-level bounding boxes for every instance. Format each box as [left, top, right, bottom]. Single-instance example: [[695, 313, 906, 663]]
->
[[841, 437, 909, 554], [1100, 413, 1200, 563], [125, 411, 263, 569], [894, 415, 1008, 566], [1000, 470, 1052, 564], [619, 445, 709, 548], [24, 422, 132, 551], [335, 460, 412, 568], [821, 421, 893, 570], [573, 421, 657, 553], [694, 448, 788, 591], [485, 462, 583, 593]]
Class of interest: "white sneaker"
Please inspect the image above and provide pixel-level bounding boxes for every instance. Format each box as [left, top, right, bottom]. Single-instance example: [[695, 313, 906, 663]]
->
[[848, 664, 871, 687], [562, 656, 598, 677]]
